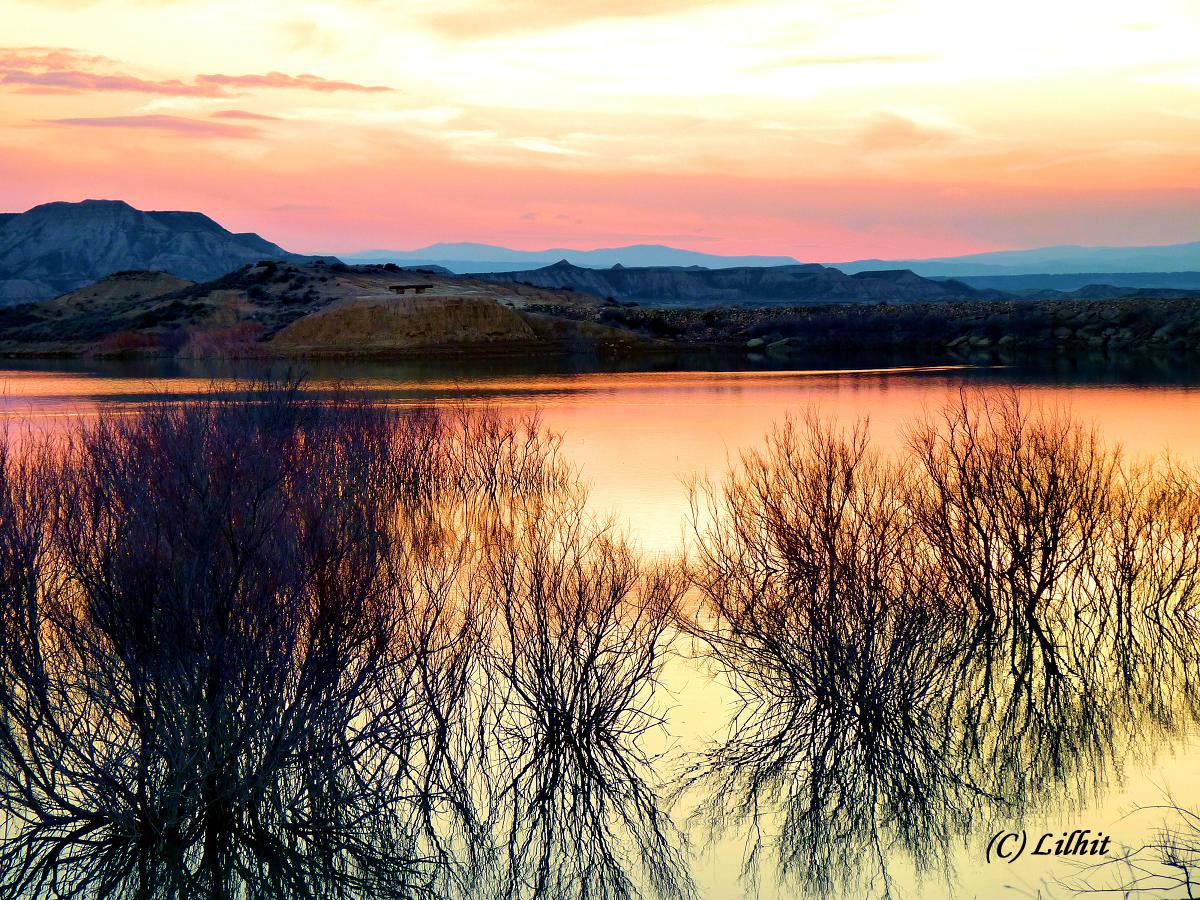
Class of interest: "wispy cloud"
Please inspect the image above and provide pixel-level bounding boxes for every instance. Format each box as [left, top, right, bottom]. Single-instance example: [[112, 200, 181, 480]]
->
[[0, 46, 107, 69], [763, 53, 933, 68], [47, 114, 261, 138], [1, 69, 220, 95], [211, 109, 283, 120], [424, 0, 733, 38], [0, 46, 394, 97], [194, 72, 392, 93], [852, 110, 967, 152]]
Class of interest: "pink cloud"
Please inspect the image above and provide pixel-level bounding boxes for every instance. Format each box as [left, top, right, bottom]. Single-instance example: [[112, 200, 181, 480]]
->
[[0, 46, 394, 96], [426, 0, 732, 38], [0, 47, 107, 70], [48, 114, 260, 138], [195, 72, 393, 93], [854, 111, 960, 152], [1, 69, 221, 96]]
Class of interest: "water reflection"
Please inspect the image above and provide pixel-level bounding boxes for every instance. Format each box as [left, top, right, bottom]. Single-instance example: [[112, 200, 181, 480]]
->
[[0, 383, 1198, 898], [682, 393, 1200, 897]]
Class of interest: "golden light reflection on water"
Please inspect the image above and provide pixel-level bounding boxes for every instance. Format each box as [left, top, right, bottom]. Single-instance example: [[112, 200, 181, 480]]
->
[[5, 362, 1200, 898], [10, 364, 1200, 556]]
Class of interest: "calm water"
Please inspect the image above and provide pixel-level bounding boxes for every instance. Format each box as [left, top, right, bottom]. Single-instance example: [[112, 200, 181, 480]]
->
[[4, 356, 1200, 899]]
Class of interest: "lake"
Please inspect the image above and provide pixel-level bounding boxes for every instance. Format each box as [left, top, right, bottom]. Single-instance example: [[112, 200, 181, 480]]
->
[[3, 355, 1200, 899]]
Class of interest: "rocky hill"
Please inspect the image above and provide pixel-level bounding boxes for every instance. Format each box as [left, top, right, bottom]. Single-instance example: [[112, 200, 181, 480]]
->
[[0, 260, 641, 358], [477, 260, 991, 305], [270, 294, 539, 354], [0, 200, 330, 304]]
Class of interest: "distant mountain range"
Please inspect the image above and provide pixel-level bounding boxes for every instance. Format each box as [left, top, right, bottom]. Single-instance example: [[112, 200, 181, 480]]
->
[[477, 260, 991, 305], [342, 243, 801, 273], [3, 200, 1198, 307], [345, 238, 1200, 280], [0, 200, 328, 303], [833, 240, 1200, 277]]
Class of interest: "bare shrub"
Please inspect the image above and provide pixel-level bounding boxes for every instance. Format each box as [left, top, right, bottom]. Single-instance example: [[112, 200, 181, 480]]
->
[[476, 491, 694, 900], [682, 396, 1200, 897], [0, 387, 481, 900], [0, 386, 691, 900], [907, 392, 1127, 807], [680, 414, 973, 897]]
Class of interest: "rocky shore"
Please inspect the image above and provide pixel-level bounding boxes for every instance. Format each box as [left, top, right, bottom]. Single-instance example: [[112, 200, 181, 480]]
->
[[525, 295, 1200, 359]]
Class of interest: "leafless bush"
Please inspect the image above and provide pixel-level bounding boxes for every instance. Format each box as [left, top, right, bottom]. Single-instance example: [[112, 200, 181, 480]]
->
[[475, 492, 694, 900], [683, 396, 1200, 897], [0, 385, 692, 900], [443, 407, 574, 499], [0, 386, 482, 900], [906, 391, 1123, 806], [1058, 801, 1200, 897], [4, 382, 1200, 900], [680, 414, 975, 897], [1080, 459, 1200, 731]]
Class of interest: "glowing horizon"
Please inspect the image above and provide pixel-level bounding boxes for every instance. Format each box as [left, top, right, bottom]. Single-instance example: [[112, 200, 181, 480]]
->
[[1, 0, 1198, 259]]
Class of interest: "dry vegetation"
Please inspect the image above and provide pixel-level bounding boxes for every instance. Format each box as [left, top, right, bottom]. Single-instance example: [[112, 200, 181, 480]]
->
[[0, 386, 1198, 899]]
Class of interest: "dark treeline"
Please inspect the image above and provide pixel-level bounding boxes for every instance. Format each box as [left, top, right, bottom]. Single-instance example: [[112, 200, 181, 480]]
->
[[0, 384, 1198, 899]]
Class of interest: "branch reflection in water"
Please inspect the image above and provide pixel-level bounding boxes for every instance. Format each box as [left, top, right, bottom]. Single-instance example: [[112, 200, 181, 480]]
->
[[0, 384, 691, 900], [680, 391, 1200, 897], [0, 384, 1198, 898]]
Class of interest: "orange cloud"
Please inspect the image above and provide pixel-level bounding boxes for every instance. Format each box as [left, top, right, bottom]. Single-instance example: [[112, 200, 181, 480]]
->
[[211, 109, 283, 120], [194, 72, 393, 93], [853, 111, 963, 152], [47, 114, 261, 138]]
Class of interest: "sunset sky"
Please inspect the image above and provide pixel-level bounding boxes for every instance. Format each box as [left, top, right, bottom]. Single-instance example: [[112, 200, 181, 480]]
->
[[1, 0, 1198, 259]]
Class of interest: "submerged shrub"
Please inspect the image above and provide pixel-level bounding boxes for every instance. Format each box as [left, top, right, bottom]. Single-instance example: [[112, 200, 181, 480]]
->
[[0, 383, 692, 900], [680, 415, 970, 897], [477, 493, 694, 900], [0, 387, 481, 899], [682, 392, 1200, 898]]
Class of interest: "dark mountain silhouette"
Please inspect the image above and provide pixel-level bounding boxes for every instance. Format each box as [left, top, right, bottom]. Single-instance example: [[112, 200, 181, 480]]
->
[[477, 260, 990, 305], [0, 200, 330, 303]]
